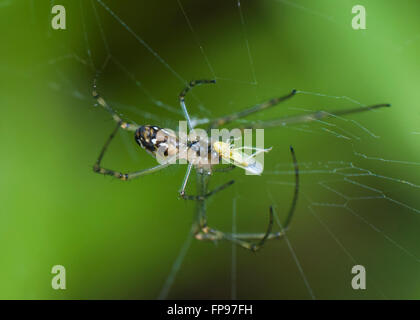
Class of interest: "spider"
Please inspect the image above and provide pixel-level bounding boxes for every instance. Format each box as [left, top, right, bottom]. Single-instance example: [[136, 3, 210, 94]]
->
[[92, 79, 390, 251]]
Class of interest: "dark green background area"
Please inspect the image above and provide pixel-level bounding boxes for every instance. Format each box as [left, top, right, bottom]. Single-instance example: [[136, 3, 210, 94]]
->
[[1, 0, 419, 299]]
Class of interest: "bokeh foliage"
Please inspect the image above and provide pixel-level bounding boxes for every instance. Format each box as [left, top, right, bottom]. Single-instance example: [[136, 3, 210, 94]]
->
[[0, 0, 419, 299]]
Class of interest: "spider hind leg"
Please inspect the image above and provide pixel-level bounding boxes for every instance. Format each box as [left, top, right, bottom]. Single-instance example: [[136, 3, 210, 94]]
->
[[194, 206, 281, 252]]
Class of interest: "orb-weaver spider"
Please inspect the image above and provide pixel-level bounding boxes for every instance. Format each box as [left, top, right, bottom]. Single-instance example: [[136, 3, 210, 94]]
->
[[92, 78, 390, 251]]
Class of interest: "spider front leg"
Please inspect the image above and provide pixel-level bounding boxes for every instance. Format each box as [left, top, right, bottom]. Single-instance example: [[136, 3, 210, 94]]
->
[[209, 89, 296, 129], [178, 79, 216, 130], [177, 79, 217, 197], [92, 76, 137, 132], [240, 103, 391, 129], [93, 122, 170, 181]]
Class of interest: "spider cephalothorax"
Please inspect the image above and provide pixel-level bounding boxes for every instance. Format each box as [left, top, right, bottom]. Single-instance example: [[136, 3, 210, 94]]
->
[[135, 125, 181, 160], [135, 125, 161, 153]]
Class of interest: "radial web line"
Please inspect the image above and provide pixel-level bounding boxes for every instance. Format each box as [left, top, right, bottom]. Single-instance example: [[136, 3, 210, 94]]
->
[[274, 0, 337, 25], [158, 228, 194, 300], [177, 0, 217, 78], [306, 204, 388, 299], [344, 206, 420, 263], [273, 209, 316, 299], [96, 0, 186, 84], [80, 0, 95, 70], [268, 190, 315, 299], [90, 0, 182, 117], [90, 0, 110, 53], [237, 0, 257, 85], [231, 197, 238, 300]]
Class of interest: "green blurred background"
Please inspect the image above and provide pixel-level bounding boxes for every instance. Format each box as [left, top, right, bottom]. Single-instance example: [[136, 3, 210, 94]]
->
[[1, 0, 419, 299]]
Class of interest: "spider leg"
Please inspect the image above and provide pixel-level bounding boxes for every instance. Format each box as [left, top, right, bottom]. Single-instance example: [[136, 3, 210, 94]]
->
[[195, 206, 277, 252], [284, 145, 299, 229], [178, 79, 217, 196], [209, 89, 296, 129], [93, 122, 170, 180], [92, 77, 138, 132], [179, 79, 216, 130], [181, 180, 235, 200], [240, 103, 391, 129], [179, 162, 194, 197]]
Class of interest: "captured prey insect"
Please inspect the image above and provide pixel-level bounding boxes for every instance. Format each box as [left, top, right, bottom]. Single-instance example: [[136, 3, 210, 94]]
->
[[132, 121, 271, 176], [92, 78, 391, 251]]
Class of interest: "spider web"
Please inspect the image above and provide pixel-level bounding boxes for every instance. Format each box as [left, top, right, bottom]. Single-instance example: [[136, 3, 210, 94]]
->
[[30, 0, 420, 299]]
